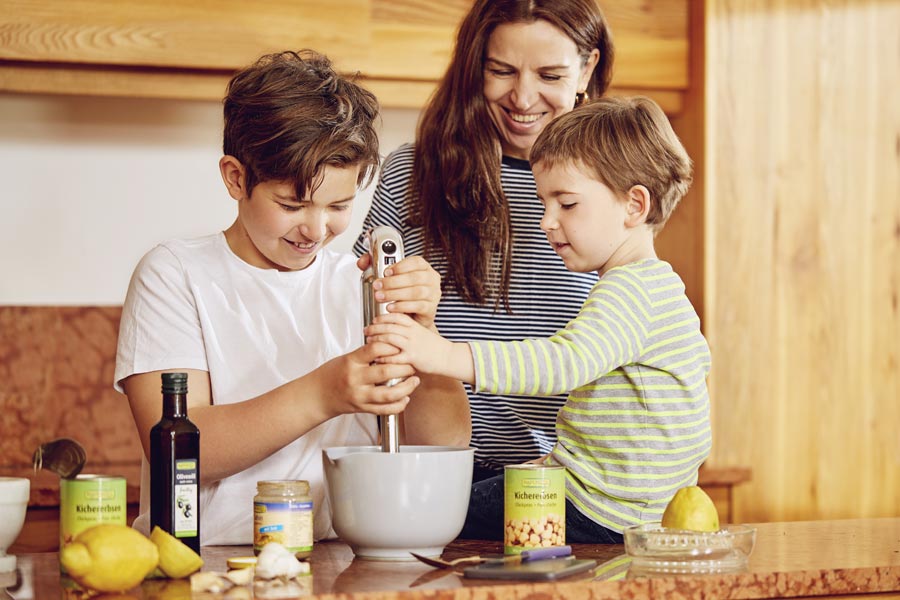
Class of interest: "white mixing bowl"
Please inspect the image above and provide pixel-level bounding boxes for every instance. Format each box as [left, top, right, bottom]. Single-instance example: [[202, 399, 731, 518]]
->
[[0, 477, 30, 573], [323, 446, 473, 561]]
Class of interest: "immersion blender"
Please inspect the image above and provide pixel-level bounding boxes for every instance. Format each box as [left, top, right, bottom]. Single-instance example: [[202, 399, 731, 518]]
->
[[361, 225, 405, 453]]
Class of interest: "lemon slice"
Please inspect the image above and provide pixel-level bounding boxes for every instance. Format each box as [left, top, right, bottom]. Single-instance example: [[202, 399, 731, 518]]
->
[[150, 526, 204, 578], [226, 556, 258, 570]]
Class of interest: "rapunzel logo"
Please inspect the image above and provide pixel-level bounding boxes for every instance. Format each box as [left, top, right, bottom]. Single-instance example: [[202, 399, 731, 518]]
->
[[523, 478, 549, 487], [85, 489, 115, 500]]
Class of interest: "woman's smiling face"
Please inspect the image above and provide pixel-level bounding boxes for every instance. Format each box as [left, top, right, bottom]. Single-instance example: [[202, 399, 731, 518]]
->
[[482, 19, 598, 160]]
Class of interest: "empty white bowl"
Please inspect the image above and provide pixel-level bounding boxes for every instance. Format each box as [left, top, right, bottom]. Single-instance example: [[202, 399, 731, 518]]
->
[[0, 477, 30, 573], [323, 446, 473, 561]]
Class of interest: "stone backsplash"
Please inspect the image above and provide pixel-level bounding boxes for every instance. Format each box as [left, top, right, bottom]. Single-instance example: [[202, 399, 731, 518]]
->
[[0, 306, 142, 505]]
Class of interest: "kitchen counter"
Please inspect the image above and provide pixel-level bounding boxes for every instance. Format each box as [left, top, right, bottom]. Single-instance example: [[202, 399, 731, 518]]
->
[[4, 518, 899, 599]]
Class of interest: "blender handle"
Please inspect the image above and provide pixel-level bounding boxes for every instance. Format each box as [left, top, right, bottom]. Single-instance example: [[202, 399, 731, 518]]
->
[[363, 226, 405, 454]]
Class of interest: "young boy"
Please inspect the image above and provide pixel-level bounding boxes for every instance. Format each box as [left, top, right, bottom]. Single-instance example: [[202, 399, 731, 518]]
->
[[366, 96, 711, 543], [115, 50, 469, 545]]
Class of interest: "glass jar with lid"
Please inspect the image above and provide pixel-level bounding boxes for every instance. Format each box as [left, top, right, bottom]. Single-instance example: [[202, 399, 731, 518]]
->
[[253, 480, 313, 558]]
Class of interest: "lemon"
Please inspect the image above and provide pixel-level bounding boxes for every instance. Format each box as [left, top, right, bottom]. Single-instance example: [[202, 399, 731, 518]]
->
[[150, 526, 204, 578], [661, 485, 720, 532], [60, 524, 159, 592], [227, 556, 257, 570]]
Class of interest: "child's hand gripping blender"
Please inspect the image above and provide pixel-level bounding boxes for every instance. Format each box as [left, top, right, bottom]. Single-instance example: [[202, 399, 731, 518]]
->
[[361, 225, 405, 453]]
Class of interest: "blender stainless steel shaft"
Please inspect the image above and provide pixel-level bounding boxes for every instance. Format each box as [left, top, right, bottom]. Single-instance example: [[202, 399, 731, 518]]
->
[[362, 225, 405, 453]]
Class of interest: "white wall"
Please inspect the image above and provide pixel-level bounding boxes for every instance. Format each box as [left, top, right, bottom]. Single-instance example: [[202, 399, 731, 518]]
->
[[0, 94, 419, 305]]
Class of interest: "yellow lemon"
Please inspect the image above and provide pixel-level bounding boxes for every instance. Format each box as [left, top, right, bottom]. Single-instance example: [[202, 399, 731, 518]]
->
[[60, 524, 159, 592], [661, 485, 720, 532], [150, 526, 204, 579]]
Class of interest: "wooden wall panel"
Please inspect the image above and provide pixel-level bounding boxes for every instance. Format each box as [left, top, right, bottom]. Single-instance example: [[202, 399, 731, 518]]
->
[[0, 0, 370, 70], [0, 0, 689, 109], [658, 0, 707, 322], [705, 0, 900, 522]]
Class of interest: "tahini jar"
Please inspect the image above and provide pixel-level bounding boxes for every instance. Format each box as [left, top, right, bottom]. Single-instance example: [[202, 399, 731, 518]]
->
[[253, 480, 313, 558]]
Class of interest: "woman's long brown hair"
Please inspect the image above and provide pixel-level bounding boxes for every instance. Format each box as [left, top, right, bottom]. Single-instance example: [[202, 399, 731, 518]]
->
[[411, 0, 614, 310]]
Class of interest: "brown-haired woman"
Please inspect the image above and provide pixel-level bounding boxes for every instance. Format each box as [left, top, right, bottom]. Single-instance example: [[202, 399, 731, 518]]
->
[[354, 0, 614, 488]]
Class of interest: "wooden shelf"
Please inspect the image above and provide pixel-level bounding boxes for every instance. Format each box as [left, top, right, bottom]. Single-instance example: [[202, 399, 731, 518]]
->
[[0, 0, 688, 112], [698, 464, 753, 524]]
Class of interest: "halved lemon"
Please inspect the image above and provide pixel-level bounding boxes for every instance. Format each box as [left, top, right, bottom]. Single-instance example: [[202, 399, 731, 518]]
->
[[149, 526, 204, 579]]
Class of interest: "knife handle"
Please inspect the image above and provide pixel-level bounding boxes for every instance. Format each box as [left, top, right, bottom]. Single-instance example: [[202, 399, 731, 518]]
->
[[520, 545, 572, 562]]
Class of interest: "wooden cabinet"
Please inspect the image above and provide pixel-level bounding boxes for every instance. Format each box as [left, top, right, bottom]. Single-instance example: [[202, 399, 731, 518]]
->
[[0, 0, 688, 112]]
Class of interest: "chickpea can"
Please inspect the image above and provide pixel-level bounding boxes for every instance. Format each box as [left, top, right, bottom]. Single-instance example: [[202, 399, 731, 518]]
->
[[503, 464, 565, 554], [59, 474, 127, 571]]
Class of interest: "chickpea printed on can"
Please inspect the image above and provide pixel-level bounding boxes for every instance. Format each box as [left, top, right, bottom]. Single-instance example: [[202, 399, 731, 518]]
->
[[503, 464, 565, 554]]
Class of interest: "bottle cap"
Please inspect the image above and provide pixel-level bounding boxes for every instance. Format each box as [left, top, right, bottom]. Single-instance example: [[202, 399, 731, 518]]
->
[[161, 372, 188, 394]]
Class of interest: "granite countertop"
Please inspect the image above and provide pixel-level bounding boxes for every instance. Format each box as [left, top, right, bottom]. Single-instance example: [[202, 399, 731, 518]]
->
[[5, 518, 899, 599]]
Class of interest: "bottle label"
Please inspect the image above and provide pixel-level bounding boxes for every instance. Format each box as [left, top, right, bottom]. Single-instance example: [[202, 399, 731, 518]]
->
[[173, 459, 199, 538], [254, 500, 313, 554]]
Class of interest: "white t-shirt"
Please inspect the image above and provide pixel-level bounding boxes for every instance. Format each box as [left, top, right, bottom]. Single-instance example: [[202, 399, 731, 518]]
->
[[115, 232, 377, 545]]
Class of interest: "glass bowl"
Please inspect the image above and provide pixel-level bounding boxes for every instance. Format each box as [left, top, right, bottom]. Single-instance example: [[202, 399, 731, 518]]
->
[[624, 522, 757, 575]]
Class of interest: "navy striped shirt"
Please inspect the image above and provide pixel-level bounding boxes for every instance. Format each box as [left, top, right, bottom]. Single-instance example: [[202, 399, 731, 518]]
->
[[353, 143, 598, 469]]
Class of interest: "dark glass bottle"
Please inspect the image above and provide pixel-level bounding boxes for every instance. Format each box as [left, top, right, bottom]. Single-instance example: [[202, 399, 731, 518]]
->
[[150, 372, 201, 553]]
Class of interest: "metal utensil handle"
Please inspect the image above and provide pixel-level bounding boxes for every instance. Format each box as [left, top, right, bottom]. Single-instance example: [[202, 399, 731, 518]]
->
[[364, 226, 405, 453], [519, 545, 573, 562]]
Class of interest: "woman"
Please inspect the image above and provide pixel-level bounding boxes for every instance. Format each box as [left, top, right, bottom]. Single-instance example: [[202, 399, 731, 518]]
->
[[354, 0, 614, 481]]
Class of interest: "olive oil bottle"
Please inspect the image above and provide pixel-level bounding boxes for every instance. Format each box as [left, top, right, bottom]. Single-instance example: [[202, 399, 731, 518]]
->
[[150, 372, 200, 553]]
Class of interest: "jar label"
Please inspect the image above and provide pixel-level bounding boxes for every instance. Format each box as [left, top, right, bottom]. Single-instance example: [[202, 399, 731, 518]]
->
[[253, 500, 313, 554]]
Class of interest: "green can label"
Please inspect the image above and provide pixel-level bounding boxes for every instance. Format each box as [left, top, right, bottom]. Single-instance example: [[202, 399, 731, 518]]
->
[[504, 464, 565, 554], [60, 474, 127, 570]]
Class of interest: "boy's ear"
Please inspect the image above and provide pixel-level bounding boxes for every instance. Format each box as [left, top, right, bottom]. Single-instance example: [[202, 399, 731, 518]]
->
[[624, 185, 652, 228], [219, 155, 247, 201]]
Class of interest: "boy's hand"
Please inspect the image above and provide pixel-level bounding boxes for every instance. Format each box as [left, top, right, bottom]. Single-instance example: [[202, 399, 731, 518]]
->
[[526, 453, 550, 465], [357, 254, 441, 329], [365, 313, 456, 376], [313, 340, 419, 417]]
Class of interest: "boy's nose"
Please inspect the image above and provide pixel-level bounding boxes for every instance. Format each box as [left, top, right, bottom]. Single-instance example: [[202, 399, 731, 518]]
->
[[300, 212, 327, 241], [540, 212, 557, 232]]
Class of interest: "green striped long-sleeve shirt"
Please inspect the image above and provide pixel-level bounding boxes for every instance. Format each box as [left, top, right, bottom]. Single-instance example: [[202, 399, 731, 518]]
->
[[469, 259, 712, 533]]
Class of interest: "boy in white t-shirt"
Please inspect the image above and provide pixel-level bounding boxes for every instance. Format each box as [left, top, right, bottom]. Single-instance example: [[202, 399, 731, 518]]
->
[[115, 50, 470, 545]]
